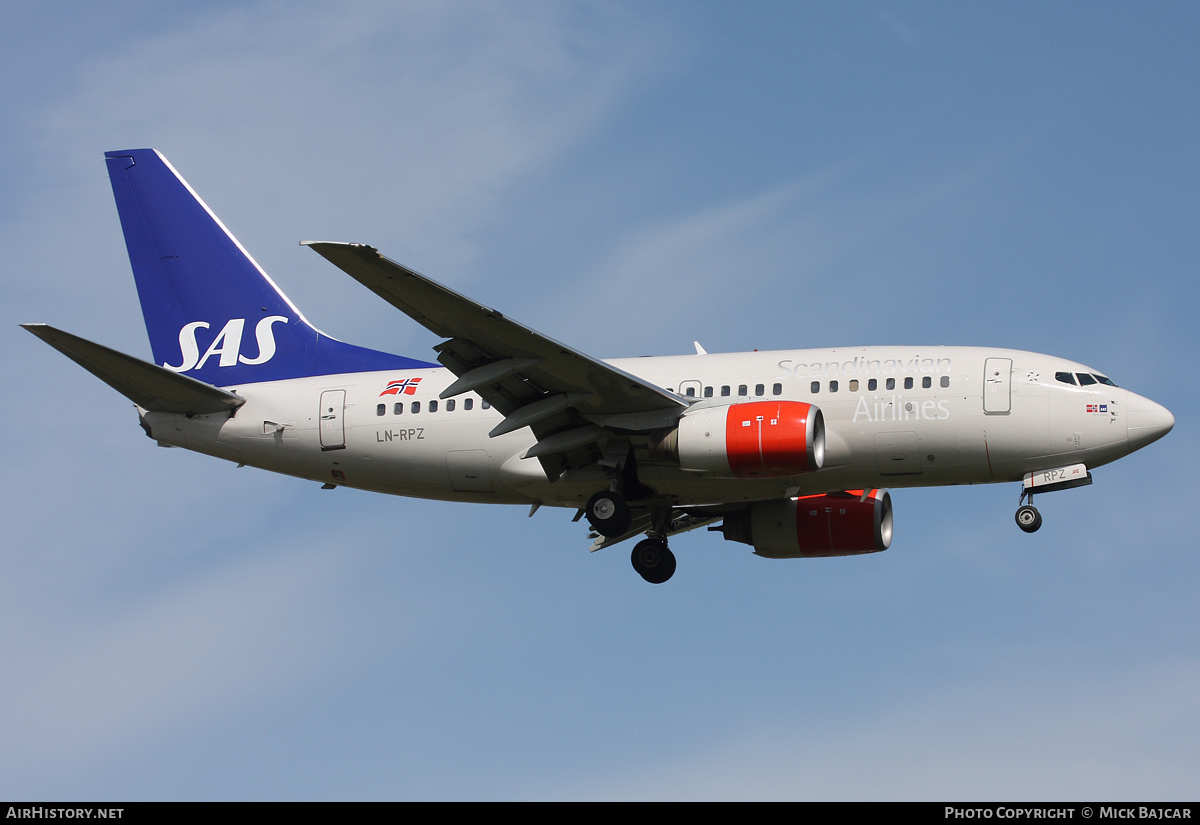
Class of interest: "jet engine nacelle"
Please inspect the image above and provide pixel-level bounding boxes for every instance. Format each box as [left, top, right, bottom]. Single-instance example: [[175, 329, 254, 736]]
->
[[654, 401, 824, 478], [717, 489, 893, 558]]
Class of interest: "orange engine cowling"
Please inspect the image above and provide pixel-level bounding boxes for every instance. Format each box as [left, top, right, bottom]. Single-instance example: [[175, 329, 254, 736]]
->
[[716, 489, 893, 558], [665, 401, 825, 478]]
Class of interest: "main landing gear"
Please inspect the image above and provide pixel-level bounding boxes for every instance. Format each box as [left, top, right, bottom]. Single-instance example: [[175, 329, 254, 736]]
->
[[585, 490, 678, 584], [585, 490, 632, 538], [631, 538, 676, 585]]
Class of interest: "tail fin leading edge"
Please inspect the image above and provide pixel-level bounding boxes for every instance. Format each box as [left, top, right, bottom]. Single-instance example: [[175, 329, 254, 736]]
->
[[104, 149, 432, 386]]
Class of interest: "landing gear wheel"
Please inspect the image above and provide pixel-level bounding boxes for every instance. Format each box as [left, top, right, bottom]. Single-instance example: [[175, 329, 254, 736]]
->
[[632, 539, 676, 584], [1016, 504, 1042, 533], [586, 491, 632, 538]]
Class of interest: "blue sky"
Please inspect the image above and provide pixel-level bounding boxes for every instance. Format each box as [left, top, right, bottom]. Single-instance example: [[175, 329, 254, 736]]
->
[[2, 1, 1196, 800]]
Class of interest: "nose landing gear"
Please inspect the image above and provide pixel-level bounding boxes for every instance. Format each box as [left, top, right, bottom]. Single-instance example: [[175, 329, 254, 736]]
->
[[1015, 502, 1042, 533], [1014, 464, 1092, 534], [1016, 487, 1043, 533]]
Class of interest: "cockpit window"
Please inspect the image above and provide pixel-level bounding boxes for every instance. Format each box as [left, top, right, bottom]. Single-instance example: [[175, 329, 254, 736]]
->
[[1055, 371, 1076, 385], [1076, 373, 1097, 386], [1093, 374, 1118, 387]]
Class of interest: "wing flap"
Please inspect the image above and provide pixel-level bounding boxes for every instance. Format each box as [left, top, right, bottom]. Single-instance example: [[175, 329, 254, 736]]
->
[[22, 324, 245, 415], [587, 510, 722, 552], [440, 356, 542, 399]]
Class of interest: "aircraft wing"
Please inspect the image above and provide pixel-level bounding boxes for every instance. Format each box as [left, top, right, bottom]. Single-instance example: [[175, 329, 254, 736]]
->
[[304, 242, 688, 468], [586, 510, 722, 552], [22, 324, 245, 415]]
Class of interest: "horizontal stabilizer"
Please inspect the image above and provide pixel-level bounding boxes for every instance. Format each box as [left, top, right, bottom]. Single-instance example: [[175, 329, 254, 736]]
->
[[22, 324, 245, 415]]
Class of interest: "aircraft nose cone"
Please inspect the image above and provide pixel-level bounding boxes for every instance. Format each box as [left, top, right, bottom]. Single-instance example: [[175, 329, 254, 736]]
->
[[1127, 396, 1174, 452]]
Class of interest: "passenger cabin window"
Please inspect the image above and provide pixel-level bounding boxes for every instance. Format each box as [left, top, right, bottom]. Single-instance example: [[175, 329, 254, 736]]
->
[[721, 386, 730, 397], [376, 404, 385, 416], [685, 386, 696, 397], [922, 376, 931, 389], [810, 381, 820, 394], [737, 385, 748, 396], [755, 384, 764, 396], [464, 398, 474, 410], [412, 401, 421, 413], [394, 403, 404, 415], [940, 376, 950, 388], [704, 386, 714, 398], [481, 400, 490, 409], [868, 378, 878, 391], [446, 399, 455, 411], [772, 383, 782, 396], [904, 377, 914, 390], [886, 378, 895, 390], [849, 379, 859, 392], [429, 400, 438, 413], [829, 380, 838, 393]]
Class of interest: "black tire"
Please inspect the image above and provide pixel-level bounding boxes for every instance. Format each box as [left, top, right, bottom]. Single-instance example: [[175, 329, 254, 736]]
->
[[586, 491, 632, 537], [631, 539, 676, 584], [1015, 505, 1042, 533]]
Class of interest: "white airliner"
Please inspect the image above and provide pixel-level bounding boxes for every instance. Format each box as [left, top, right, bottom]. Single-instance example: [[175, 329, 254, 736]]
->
[[23, 150, 1175, 583]]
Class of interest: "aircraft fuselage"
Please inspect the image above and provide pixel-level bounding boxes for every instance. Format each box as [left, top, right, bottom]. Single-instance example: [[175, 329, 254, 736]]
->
[[142, 345, 1168, 510]]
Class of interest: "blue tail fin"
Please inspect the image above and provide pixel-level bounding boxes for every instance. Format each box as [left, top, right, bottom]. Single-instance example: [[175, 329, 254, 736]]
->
[[105, 149, 433, 385]]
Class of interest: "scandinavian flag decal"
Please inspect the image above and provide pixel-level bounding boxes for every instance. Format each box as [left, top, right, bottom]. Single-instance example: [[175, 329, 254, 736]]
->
[[380, 377, 423, 397]]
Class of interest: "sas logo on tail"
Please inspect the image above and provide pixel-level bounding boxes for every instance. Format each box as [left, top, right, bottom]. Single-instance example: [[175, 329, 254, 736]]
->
[[164, 316, 289, 372], [380, 378, 422, 396]]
